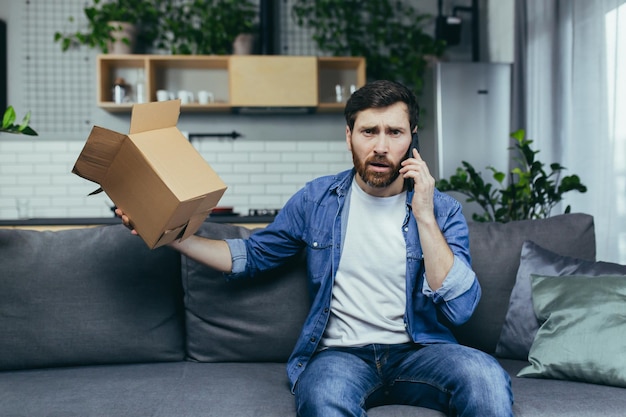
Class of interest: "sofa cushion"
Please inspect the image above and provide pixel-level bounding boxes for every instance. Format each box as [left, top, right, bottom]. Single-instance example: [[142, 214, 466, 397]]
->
[[452, 213, 596, 353], [517, 274, 626, 388], [0, 361, 444, 417], [0, 225, 185, 371], [495, 240, 626, 359], [0, 362, 297, 417], [499, 358, 626, 417], [182, 222, 310, 362]]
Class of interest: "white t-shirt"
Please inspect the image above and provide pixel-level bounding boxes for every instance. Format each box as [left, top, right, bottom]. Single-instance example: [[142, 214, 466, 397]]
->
[[321, 179, 411, 348]]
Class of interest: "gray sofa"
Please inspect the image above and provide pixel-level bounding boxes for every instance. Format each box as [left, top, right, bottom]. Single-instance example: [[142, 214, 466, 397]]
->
[[1, 213, 625, 416]]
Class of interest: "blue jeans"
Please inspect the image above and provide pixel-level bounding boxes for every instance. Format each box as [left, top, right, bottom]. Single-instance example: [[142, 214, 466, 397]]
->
[[294, 343, 513, 417]]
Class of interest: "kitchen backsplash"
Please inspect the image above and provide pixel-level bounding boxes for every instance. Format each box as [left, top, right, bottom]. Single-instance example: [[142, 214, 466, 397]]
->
[[0, 137, 352, 219]]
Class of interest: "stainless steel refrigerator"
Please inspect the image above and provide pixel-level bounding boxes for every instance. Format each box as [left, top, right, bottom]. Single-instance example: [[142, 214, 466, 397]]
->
[[419, 62, 512, 217]]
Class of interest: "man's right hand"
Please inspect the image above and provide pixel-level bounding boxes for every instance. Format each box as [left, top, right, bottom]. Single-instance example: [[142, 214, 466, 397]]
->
[[114, 208, 138, 236], [115, 208, 233, 273]]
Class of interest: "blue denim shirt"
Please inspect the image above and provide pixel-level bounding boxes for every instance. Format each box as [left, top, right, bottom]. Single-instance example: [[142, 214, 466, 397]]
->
[[225, 169, 480, 390]]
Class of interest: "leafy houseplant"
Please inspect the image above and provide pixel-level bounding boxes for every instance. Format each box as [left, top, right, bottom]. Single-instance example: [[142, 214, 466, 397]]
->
[[291, 0, 446, 96], [154, 0, 257, 55], [55, 0, 257, 55], [1, 107, 38, 136], [54, 0, 161, 53], [436, 129, 587, 223]]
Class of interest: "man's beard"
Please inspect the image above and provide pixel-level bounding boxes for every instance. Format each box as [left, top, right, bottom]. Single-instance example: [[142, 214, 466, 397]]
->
[[352, 152, 402, 188]]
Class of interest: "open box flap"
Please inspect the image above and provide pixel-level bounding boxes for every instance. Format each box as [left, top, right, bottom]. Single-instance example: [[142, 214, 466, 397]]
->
[[72, 126, 127, 186], [152, 224, 187, 249], [129, 99, 181, 134], [181, 210, 212, 241], [156, 190, 225, 247], [178, 189, 227, 241]]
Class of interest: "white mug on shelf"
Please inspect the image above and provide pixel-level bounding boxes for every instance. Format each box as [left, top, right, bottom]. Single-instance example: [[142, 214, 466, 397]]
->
[[197, 90, 214, 104], [156, 89, 172, 102], [335, 84, 346, 103], [177, 90, 194, 104]]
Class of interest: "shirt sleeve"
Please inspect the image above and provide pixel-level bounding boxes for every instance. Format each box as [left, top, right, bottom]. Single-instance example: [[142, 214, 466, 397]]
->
[[224, 238, 247, 278], [421, 255, 476, 302]]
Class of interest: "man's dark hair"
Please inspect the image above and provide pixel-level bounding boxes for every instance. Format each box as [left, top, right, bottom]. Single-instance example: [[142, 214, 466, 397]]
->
[[344, 80, 420, 132]]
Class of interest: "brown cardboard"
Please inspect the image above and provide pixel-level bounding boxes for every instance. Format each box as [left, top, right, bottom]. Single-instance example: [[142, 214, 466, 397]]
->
[[72, 99, 227, 249]]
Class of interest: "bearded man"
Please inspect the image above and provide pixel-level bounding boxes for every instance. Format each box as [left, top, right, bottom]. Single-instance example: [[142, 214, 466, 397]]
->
[[118, 80, 513, 417]]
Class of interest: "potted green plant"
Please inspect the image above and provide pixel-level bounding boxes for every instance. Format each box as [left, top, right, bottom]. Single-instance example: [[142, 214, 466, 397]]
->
[[54, 0, 161, 53], [291, 0, 446, 96], [1, 106, 38, 136], [436, 129, 587, 223], [154, 0, 257, 55]]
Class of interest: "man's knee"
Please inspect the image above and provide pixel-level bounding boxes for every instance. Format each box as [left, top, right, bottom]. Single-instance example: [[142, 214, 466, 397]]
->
[[454, 352, 513, 416], [294, 351, 376, 417], [295, 376, 368, 417]]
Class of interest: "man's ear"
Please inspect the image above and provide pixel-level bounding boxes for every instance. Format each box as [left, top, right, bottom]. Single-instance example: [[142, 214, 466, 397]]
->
[[345, 126, 352, 151]]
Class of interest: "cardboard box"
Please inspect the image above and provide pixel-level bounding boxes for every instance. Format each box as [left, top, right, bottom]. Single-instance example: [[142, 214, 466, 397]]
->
[[72, 100, 227, 249]]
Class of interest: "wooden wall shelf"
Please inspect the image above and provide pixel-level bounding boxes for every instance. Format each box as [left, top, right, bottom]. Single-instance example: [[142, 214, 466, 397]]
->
[[97, 54, 366, 113]]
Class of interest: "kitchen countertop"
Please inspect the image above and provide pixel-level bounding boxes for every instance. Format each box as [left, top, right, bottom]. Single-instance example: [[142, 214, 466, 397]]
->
[[0, 215, 276, 227]]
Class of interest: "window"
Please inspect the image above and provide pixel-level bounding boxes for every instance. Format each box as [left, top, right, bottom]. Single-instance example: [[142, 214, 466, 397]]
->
[[605, 3, 626, 261]]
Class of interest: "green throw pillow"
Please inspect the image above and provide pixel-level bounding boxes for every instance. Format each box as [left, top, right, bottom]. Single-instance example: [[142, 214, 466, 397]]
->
[[517, 274, 626, 388]]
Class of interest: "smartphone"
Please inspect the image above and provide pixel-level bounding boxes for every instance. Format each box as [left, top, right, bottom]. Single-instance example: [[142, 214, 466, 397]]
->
[[406, 131, 420, 191]]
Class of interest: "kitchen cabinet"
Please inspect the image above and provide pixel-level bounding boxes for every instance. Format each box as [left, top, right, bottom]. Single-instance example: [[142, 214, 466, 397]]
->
[[96, 55, 366, 113], [317, 57, 366, 112], [229, 56, 318, 108]]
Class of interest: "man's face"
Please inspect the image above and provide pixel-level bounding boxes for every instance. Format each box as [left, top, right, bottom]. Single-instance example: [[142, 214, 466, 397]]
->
[[346, 102, 412, 196]]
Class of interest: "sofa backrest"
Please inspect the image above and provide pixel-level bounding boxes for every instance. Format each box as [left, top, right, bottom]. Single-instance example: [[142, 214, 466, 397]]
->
[[453, 213, 596, 353], [182, 222, 309, 363], [182, 213, 596, 362], [0, 225, 185, 371], [0, 213, 596, 370]]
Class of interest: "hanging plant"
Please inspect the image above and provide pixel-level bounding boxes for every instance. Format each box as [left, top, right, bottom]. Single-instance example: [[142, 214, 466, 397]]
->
[[292, 0, 446, 96], [436, 129, 587, 223], [154, 0, 257, 55], [54, 0, 161, 53]]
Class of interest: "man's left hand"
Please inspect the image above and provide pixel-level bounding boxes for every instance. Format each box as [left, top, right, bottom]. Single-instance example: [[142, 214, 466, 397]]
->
[[400, 148, 435, 222]]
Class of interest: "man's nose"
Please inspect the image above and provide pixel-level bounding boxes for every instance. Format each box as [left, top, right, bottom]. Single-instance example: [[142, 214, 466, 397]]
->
[[373, 135, 389, 153]]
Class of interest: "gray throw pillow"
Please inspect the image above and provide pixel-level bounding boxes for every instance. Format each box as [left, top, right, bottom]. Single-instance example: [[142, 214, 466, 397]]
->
[[518, 274, 626, 388], [0, 225, 185, 371], [495, 240, 626, 359], [182, 222, 310, 363], [453, 213, 596, 353]]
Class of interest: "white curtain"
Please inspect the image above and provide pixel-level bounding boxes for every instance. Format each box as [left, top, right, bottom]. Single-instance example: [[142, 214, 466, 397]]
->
[[514, 0, 626, 263]]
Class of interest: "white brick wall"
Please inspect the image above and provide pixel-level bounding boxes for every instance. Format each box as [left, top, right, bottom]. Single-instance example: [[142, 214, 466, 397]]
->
[[0, 136, 353, 219]]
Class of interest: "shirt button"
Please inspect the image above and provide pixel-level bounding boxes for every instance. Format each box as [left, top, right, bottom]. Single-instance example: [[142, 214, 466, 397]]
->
[[404, 227, 409, 232], [310, 337, 316, 343], [313, 242, 318, 247], [324, 307, 329, 313], [297, 362, 303, 367]]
